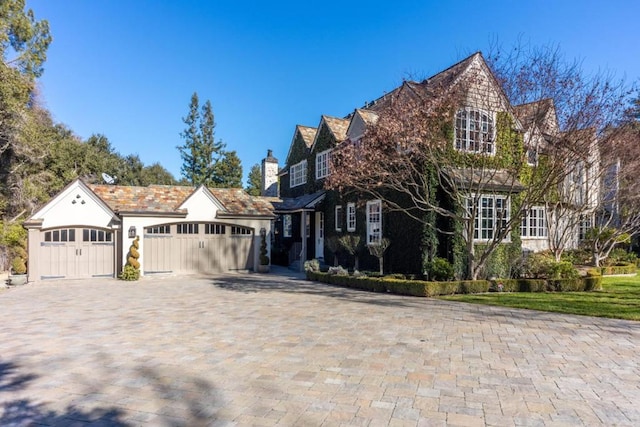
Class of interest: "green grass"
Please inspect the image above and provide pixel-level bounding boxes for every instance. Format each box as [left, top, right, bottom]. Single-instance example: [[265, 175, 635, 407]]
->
[[439, 274, 640, 321]]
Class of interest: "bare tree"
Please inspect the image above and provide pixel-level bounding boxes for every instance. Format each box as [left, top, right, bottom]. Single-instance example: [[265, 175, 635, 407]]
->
[[489, 44, 631, 262], [584, 125, 640, 266], [327, 47, 631, 279]]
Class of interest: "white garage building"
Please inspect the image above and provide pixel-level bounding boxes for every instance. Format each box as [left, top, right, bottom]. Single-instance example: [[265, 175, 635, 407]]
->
[[24, 179, 276, 282]]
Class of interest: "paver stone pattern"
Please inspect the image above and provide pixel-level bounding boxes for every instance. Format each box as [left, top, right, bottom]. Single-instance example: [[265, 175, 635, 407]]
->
[[0, 270, 639, 426]]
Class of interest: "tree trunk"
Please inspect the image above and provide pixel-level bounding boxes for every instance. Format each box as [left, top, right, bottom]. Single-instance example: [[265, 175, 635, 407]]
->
[[354, 256, 359, 271], [378, 256, 384, 276], [466, 239, 475, 280]]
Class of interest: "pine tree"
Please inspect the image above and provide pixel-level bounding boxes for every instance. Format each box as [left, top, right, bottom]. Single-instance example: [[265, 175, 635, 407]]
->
[[177, 93, 225, 186], [213, 150, 242, 188], [245, 163, 262, 196]]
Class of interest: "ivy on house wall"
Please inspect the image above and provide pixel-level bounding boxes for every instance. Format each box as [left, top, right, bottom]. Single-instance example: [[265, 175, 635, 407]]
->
[[445, 111, 529, 279]]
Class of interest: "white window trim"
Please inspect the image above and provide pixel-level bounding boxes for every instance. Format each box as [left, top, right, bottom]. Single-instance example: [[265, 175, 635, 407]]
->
[[366, 199, 382, 244], [347, 203, 356, 232], [315, 149, 331, 180], [468, 194, 510, 242], [283, 214, 292, 238], [335, 205, 343, 232], [290, 160, 307, 188], [521, 206, 547, 239], [454, 107, 496, 155]]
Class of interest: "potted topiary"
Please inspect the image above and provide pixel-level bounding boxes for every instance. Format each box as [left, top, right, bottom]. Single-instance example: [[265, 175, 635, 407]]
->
[[8, 256, 27, 286], [258, 228, 270, 273]]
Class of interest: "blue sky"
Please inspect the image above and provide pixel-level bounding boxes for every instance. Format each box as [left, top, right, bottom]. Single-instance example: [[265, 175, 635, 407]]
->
[[28, 0, 640, 185]]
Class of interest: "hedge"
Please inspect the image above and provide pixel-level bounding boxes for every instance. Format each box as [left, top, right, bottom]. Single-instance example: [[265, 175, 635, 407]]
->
[[306, 271, 602, 296], [600, 262, 637, 276]]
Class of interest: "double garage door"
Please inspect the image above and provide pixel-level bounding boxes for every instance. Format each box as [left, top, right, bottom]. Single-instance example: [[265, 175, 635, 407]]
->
[[38, 228, 115, 280], [143, 222, 254, 274]]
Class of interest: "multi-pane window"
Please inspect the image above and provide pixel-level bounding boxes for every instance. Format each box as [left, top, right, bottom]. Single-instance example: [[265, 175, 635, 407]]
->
[[205, 224, 225, 235], [521, 206, 547, 238], [335, 205, 343, 231], [347, 203, 356, 232], [83, 228, 112, 242], [231, 226, 252, 235], [366, 200, 382, 244], [469, 195, 509, 241], [283, 215, 292, 237], [455, 108, 495, 154], [146, 225, 171, 234], [316, 149, 331, 179], [177, 223, 199, 234], [579, 215, 592, 241], [290, 160, 307, 187], [44, 229, 76, 242]]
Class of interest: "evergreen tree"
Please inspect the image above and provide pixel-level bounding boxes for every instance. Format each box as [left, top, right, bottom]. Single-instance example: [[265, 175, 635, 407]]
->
[[213, 150, 242, 188], [246, 163, 261, 196], [177, 93, 225, 186]]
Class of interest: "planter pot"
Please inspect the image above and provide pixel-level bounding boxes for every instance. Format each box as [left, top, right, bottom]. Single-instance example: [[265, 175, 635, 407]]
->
[[257, 265, 270, 273], [8, 274, 27, 286]]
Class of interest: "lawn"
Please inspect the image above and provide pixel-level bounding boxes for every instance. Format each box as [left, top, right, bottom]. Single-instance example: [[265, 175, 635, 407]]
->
[[440, 274, 640, 321]]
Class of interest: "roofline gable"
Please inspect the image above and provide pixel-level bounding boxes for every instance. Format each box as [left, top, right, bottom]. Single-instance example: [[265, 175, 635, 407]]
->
[[27, 179, 118, 223], [178, 184, 227, 212], [285, 125, 315, 166]]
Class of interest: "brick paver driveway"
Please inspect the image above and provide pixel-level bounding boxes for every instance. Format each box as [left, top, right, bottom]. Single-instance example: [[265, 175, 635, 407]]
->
[[1, 270, 639, 426]]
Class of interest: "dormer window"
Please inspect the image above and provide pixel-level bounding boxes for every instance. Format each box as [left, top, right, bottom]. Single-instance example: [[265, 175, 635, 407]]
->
[[290, 160, 307, 187], [316, 149, 331, 179], [455, 108, 495, 155]]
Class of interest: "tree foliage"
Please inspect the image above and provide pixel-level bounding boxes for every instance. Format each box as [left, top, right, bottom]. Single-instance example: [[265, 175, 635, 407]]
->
[[178, 93, 224, 186], [213, 149, 242, 188], [246, 163, 262, 196]]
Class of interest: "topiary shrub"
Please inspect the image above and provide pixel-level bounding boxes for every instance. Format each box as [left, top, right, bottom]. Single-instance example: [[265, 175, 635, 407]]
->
[[259, 232, 269, 266], [11, 256, 26, 274], [121, 236, 140, 281], [120, 264, 140, 281]]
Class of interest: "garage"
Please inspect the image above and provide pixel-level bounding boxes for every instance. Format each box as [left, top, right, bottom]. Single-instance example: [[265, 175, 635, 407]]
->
[[37, 227, 115, 279], [25, 180, 275, 282], [143, 222, 255, 275]]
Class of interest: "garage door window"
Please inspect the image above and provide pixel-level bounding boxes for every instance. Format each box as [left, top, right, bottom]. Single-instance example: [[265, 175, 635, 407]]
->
[[83, 229, 112, 242], [231, 226, 252, 235], [146, 225, 171, 234], [177, 223, 199, 234], [205, 224, 226, 234], [44, 229, 76, 242]]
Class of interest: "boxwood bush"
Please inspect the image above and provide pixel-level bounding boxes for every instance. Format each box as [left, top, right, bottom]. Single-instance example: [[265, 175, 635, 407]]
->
[[600, 262, 636, 276], [306, 271, 601, 296]]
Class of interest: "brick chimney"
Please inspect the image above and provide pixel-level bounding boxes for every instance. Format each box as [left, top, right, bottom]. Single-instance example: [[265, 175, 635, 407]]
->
[[261, 149, 279, 197]]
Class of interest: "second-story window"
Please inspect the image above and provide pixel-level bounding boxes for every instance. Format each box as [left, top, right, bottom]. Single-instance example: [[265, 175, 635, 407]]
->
[[290, 160, 307, 188], [455, 108, 495, 155], [316, 149, 331, 179]]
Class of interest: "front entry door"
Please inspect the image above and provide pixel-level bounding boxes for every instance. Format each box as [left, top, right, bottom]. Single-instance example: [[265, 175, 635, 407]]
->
[[315, 212, 324, 260]]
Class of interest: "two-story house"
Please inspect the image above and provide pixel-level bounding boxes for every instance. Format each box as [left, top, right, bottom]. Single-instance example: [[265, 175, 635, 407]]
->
[[267, 52, 596, 278]]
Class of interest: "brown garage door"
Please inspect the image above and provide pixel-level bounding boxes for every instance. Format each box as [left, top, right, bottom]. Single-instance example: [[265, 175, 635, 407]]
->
[[143, 223, 254, 274], [38, 228, 115, 279]]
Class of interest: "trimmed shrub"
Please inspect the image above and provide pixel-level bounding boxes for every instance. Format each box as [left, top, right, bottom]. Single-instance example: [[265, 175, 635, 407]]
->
[[120, 264, 140, 281], [306, 272, 598, 296], [600, 262, 636, 275], [327, 266, 349, 276], [584, 269, 603, 291], [549, 261, 579, 280], [304, 259, 320, 273], [426, 257, 455, 281]]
